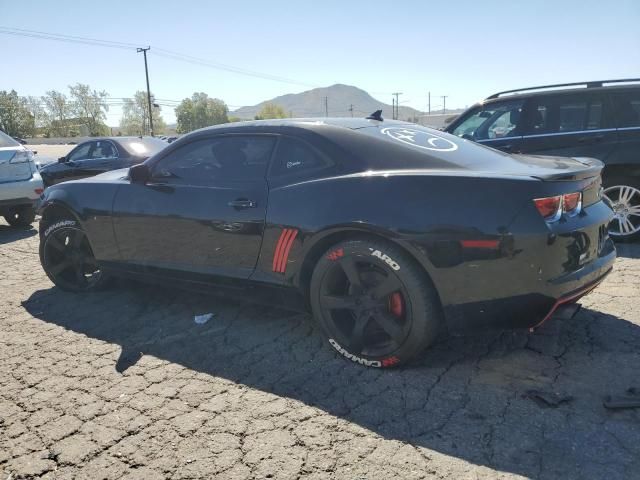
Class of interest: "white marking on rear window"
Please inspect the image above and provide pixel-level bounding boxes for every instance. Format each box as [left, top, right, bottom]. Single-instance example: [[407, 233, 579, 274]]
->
[[381, 127, 458, 152]]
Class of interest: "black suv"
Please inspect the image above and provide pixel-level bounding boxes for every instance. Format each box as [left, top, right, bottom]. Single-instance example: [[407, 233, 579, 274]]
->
[[445, 79, 640, 241]]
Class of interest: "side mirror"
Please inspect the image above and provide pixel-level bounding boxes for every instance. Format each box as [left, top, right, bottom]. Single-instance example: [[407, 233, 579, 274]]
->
[[58, 156, 66, 163], [129, 163, 150, 184]]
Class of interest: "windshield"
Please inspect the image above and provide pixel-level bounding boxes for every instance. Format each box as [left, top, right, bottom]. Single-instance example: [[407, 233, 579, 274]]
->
[[0, 130, 20, 148], [451, 100, 524, 140]]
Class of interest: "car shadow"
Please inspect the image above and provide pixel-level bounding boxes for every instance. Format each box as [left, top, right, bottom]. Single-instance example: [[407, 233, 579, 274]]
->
[[0, 224, 37, 244], [22, 282, 640, 478], [614, 241, 640, 259]]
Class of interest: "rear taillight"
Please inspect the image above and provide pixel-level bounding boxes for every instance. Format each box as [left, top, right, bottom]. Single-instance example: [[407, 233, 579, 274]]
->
[[9, 150, 32, 164], [563, 192, 582, 216], [534, 192, 582, 222], [534, 196, 562, 221]]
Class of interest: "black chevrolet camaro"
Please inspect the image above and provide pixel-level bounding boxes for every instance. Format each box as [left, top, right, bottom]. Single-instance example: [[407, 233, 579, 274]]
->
[[37, 116, 616, 367]]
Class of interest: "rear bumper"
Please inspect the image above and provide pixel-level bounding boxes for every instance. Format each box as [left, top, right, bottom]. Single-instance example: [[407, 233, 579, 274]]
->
[[440, 200, 616, 332], [0, 174, 43, 203]]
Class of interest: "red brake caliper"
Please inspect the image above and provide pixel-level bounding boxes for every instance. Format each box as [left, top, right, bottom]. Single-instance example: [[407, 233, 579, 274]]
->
[[388, 292, 404, 317]]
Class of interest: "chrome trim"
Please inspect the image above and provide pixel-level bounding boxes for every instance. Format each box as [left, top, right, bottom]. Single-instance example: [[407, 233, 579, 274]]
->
[[478, 136, 522, 143], [521, 128, 617, 139], [617, 126, 640, 132]]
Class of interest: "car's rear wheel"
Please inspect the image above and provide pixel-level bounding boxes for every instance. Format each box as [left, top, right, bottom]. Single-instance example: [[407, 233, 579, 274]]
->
[[603, 177, 640, 242], [310, 238, 442, 367], [39, 218, 110, 292], [4, 206, 36, 227]]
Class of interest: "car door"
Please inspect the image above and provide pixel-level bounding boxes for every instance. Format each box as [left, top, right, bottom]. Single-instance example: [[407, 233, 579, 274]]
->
[[111, 134, 276, 279], [517, 92, 618, 161], [71, 140, 120, 179], [448, 98, 526, 153]]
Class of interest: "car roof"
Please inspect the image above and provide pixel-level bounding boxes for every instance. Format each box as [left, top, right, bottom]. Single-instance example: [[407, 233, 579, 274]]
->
[[482, 78, 640, 104], [190, 117, 411, 135]]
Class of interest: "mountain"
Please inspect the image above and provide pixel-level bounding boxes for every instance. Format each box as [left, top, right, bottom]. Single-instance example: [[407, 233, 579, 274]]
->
[[231, 84, 424, 121]]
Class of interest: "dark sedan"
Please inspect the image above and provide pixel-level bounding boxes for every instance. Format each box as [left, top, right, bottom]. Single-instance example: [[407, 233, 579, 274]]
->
[[37, 116, 616, 367], [39, 136, 167, 187]]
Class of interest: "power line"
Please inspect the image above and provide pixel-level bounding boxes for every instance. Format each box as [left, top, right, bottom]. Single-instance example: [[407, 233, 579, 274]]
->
[[0, 26, 141, 50], [0, 27, 317, 88]]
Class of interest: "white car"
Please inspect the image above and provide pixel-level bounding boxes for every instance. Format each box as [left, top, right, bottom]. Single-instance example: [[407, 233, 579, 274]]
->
[[0, 130, 44, 227]]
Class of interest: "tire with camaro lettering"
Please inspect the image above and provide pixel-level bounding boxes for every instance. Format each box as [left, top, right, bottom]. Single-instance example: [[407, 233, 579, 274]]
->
[[310, 238, 442, 367]]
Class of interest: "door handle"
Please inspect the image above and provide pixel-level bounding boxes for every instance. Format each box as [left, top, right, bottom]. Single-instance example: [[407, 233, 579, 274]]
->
[[228, 199, 256, 209]]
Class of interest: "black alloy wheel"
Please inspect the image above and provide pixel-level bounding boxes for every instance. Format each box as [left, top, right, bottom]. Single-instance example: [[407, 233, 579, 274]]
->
[[310, 238, 442, 367], [40, 221, 106, 292]]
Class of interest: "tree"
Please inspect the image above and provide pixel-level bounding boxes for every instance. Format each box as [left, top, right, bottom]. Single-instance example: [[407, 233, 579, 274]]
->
[[255, 102, 287, 120], [175, 93, 229, 133], [0, 90, 35, 137], [69, 83, 109, 136], [120, 91, 166, 136], [26, 96, 46, 131], [42, 90, 71, 136]]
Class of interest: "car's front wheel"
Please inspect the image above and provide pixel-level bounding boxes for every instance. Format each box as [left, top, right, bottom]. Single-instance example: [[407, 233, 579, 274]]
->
[[39, 218, 110, 292], [603, 177, 640, 242], [4, 206, 36, 227], [310, 238, 442, 367]]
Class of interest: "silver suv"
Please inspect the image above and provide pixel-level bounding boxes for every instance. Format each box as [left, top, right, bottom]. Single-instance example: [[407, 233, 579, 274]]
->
[[0, 130, 44, 227]]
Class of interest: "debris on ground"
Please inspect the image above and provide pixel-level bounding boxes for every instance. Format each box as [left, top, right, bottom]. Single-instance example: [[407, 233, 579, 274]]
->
[[524, 390, 573, 408], [603, 387, 640, 410], [194, 313, 215, 324]]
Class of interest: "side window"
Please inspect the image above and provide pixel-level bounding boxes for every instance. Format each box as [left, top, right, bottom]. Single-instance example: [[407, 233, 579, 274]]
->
[[152, 136, 275, 185], [611, 91, 640, 128], [67, 143, 93, 162], [90, 141, 117, 159], [558, 101, 588, 132], [271, 137, 332, 176], [525, 95, 605, 135], [451, 100, 524, 140]]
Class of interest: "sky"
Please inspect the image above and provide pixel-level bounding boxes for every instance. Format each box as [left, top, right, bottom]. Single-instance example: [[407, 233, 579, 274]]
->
[[1, 0, 639, 126]]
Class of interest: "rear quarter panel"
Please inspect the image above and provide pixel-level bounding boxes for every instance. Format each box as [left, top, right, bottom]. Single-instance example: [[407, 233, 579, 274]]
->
[[257, 173, 543, 302]]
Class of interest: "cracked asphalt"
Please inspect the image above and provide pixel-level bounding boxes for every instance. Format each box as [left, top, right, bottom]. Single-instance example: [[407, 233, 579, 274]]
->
[[1, 219, 639, 479]]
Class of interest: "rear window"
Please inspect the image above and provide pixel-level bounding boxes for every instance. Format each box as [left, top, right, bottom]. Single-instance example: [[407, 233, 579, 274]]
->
[[0, 130, 20, 148], [121, 138, 167, 157]]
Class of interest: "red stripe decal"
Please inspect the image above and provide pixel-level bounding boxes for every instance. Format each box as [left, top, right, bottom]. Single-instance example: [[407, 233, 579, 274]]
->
[[460, 239, 500, 249], [276, 229, 294, 272], [278, 228, 298, 273], [272, 229, 289, 272]]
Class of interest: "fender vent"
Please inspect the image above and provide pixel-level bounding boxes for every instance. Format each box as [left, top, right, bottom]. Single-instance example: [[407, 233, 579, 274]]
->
[[273, 228, 298, 273]]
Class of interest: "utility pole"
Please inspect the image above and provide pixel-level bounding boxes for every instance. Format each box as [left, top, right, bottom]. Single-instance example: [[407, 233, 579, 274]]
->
[[392, 92, 402, 120], [428, 91, 431, 115], [348, 104, 354, 117], [137, 46, 154, 136], [323, 96, 329, 117], [392, 97, 395, 120], [441, 95, 448, 114]]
